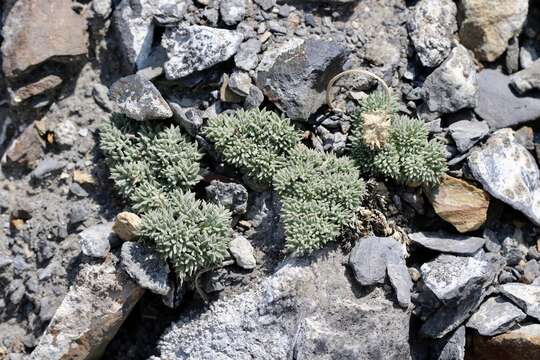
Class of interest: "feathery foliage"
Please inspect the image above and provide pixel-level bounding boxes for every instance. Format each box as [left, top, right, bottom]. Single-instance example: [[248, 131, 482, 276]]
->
[[274, 146, 366, 254], [139, 190, 231, 281], [351, 93, 446, 186], [204, 108, 301, 185], [99, 114, 202, 212]]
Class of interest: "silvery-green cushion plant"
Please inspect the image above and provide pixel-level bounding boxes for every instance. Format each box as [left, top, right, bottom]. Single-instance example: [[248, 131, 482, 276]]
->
[[274, 146, 366, 254], [204, 108, 301, 185], [99, 114, 202, 213], [351, 93, 447, 186], [138, 190, 231, 281]]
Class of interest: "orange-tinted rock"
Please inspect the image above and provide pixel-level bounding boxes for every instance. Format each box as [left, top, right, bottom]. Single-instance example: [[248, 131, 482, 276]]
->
[[467, 324, 540, 360], [426, 175, 489, 233]]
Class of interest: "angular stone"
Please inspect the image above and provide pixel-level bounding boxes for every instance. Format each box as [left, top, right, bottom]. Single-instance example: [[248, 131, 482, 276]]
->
[[205, 180, 248, 215], [10, 75, 63, 104], [1, 122, 44, 168], [1, 0, 88, 79], [421, 252, 502, 303], [511, 58, 540, 94], [426, 175, 490, 233], [468, 324, 540, 360], [155, 248, 411, 359], [448, 120, 489, 153], [228, 71, 252, 97], [79, 222, 114, 258], [468, 129, 540, 226], [220, 0, 246, 26], [349, 236, 404, 286], [408, 0, 457, 68], [121, 242, 171, 295], [109, 74, 172, 121], [235, 38, 262, 71], [467, 296, 526, 336], [229, 235, 256, 270], [500, 283, 540, 321], [387, 262, 413, 308], [475, 69, 540, 129], [256, 37, 350, 121], [30, 254, 144, 360], [423, 44, 478, 113], [113, 212, 142, 242], [410, 232, 485, 255], [431, 326, 466, 360], [459, 0, 529, 62], [162, 26, 243, 79]]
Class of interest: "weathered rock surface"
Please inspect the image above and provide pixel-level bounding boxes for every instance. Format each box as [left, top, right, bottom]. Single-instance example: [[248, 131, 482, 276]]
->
[[408, 0, 457, 68], [468, 324, 540, 360], [1, 0, 88, 79], [458, 0, 529, 62], [430, 326, 466, 360], [426, 175, 490, 233], [113, 212, 142, 241], [109, 74, 172, 121], [511, 58, 540, 94], [121, 241, 171, 295], [409, 232, 485, 255], [468, 129, 540, 226], [467, 296, 526, 336], [235, 38, 262, 71], [229, 235, 256, 270], [155, 248, 411, 359], [500, 283, 540, 321], [220, 0, 247, 25], [162, 26, 243, 79], [79, 222, 114, 258], [475, 70, 540, 130], [11, 75, 63, 104], [1, 121, 44, 168], [205, 180, 248, 215], [256, 37, 350, 121], [30, 254, 145, 359], [448, 120, 489, 153], [423, 45, 478, 113]]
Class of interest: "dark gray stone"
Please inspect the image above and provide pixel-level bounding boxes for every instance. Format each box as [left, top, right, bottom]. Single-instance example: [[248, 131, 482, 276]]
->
[[79, 222, 114, 258], [409, 232, 485, 255], [121, 241, 171, 296], [234, 38, 262, 71], [169, 103, 204, 137], [256, 37, 350, 121], [448, 120, 489, 153], [162, 26, 243, 79], [206, 180, 248, 215], [475, 69, 540, 129], [244, 85, 264, 109], [422, 44, 478, 113], [430, 326, 466, 360], [387, 262, 413, 308], [109, 74, 172, 121], [467, 296, 526, 336]]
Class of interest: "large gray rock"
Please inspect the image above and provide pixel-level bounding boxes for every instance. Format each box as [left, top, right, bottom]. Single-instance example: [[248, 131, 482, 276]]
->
[[109, 74, 172, 121], [79, 222, 114, 258], [408, 0, 457, 68], [121, 241, 171, 295], [409, 232, 485, 255], [467, 296, 526, 336], [206, 180, 248, 215], [511, 58, 540, 94], [448, 120, 490, 153], [348, 236, 404, 286], [30, 254, 145, 360], [423, 44, 478, 113], [154, 248, 411, 359], [475, 69, 540, 129], [431, 326, 466, 360], [500, 283, 540, 321], [458, 0, 529, 62], [256, 37, 350, 121], [468, 129, 540, 226], [162, 26, 243, 79]]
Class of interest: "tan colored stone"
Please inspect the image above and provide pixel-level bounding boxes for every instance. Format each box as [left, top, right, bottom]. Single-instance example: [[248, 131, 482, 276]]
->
[[1, 0, 88, 79], [220, 74, 243, 103], [30, 254, 144, 360], [1, 122, 45, 168], [426, 175, 489, 233], [11, 75, 63, 103], [467, 324, 540, 360], [113, 212, 142, 241], [73, 170, 96, 186]]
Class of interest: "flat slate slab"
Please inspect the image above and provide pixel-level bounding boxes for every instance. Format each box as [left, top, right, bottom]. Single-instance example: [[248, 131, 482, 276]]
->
[[409, 232, 485, 255], [467, 296, 526, 336]]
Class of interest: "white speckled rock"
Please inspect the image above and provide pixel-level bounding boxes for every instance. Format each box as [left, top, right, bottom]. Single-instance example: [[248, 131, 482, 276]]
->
[[467, 296, 526, 336], [468, 129, 540, 226], [162, 26, 243, 79]]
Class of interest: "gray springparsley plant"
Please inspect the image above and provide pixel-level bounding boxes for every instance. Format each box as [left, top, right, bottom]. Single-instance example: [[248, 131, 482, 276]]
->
[[204, 108, 302, 186], [274, 146, 366, 254], [99, 114, 202, 213], [138, 190, 231, 281], [351, 93, 447, 186]]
